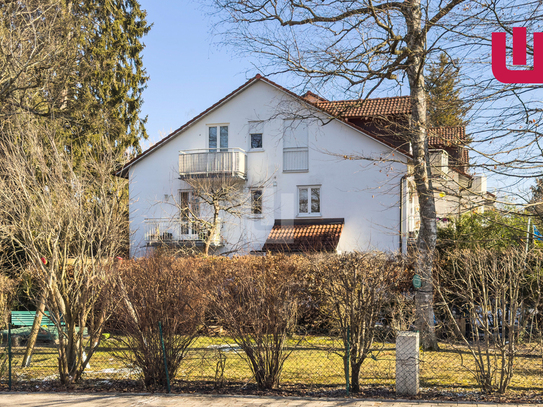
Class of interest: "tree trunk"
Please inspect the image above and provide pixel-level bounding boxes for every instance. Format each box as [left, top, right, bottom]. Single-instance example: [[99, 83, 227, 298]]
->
[[21, 292, 47, 367], [205, 204, 221, 255], [405, 0, 439, 351], [351, 360, 361, 393]]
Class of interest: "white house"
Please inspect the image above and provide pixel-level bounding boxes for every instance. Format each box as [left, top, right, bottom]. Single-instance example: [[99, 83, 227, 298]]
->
[[118, 75, 490, 257]]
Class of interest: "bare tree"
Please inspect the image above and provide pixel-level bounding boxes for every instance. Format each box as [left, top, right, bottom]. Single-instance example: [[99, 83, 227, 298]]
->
[[176, 175, 270, 255], [0, 117, 128, 384], [203, 0, 477, 349], [0, 0, 77, 120]]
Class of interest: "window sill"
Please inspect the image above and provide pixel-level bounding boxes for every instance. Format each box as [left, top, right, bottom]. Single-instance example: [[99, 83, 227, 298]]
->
[[248, 215, 264, 219], [283, 169, 309, 173], [296, 213, 322, 218], [249, 148, 265, 153]]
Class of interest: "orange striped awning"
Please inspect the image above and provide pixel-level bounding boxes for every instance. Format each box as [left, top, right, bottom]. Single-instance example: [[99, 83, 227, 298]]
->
[[261, 218, 344, 253]]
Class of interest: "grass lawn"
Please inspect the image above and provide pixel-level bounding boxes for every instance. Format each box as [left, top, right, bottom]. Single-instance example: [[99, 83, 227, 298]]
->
[[3, 335, 543, 392]]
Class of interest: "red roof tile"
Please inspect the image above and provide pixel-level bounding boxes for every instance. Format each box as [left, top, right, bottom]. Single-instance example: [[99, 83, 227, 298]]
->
[[262, 218, 344, 253], [316, 96, 411, 118], [428, 127, 466, 146], [301, 91, 329, 103]]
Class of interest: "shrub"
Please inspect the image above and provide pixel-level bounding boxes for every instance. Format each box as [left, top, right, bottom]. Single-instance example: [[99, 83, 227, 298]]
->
[[207, 254, 308, 390], [115, 254, 208, 389], [308, 251, 406, 393], [435, 248, 543, 393], [0, 275, 18, 329]]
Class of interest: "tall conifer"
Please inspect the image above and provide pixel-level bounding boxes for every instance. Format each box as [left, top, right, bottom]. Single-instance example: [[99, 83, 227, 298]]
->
[[426, 53, 468, 127]]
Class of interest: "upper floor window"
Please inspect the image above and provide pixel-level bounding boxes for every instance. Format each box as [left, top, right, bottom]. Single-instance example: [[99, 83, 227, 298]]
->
[[209, 125, 228, 152], [251, 134, 263, 149], [283, 119, 308, 172], [298, 186, 320, 216], [249, 121, 263, 150]]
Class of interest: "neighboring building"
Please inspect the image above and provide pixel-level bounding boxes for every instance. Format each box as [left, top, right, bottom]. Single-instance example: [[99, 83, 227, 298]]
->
[[304, 93, 495, 235], [118, 75, 492, 257]]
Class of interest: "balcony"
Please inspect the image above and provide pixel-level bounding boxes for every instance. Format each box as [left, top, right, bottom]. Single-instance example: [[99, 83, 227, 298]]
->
[[144, 218, 222, 247], [179, 148, 247, 179]]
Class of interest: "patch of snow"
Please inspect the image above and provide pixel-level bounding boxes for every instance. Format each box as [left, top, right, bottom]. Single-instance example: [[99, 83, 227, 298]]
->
[[206, 344, 242, 353]]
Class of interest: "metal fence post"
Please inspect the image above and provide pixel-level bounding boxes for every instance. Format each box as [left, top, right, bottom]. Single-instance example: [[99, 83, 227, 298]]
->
[[158, 322, 171, 393], [8, 322, 12, 391], [345, 325, 350, 396]]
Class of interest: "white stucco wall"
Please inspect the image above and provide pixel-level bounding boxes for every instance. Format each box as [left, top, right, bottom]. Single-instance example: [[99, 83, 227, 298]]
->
[[128, 79, 409, 257]]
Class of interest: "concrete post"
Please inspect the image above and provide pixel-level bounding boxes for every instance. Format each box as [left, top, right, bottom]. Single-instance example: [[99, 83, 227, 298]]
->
[[396, 331, 419, 395]]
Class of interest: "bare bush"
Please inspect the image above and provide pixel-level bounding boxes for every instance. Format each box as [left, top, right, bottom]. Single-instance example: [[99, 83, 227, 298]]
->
[[115, 254, 207, 389], [309, 251, 406, 393], [208, 254, 308, 390], [435, 248, 543, 393]]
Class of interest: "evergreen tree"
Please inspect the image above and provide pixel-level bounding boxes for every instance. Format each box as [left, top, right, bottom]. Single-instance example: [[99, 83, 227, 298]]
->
[[437, 210, 530, 251], [0, 0, 151, 156], [67, 0, 151, 157], [426, 53, 468, 127]]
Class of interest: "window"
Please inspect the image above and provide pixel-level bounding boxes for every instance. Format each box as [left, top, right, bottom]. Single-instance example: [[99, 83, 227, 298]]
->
[[179, 190, 200, 235], [283, 119, 309, 171], [209, 125, 228, 152], [298, 186, 320, 216], [251, 134, 263, 149], [251, 189, 263, 215], [249, 121, 263, 150]]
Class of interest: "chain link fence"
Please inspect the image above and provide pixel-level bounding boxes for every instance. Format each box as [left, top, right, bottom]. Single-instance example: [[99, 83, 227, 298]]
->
[[1, 322, 543, 397]]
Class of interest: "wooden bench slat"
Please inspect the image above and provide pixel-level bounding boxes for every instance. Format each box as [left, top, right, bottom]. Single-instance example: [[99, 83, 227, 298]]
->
[[11, 311, 64, 327]]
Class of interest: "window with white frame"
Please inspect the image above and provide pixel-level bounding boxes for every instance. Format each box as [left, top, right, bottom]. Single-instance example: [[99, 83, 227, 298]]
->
[[283, 119, 309, 172], [298, 186, 320, 216], [249, 121, 263, 150], [251, 189, 263, 215], [208, 125, 228, 152], [179, 190, 200, 235]]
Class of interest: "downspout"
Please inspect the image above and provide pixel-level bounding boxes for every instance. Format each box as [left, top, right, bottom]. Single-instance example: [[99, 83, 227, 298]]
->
[[400, 174, 408, 253]]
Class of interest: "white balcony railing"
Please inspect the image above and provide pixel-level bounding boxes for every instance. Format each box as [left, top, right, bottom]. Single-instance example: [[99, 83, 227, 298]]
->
[[179, 148, 247, 179], [144, 218, 222, 247]]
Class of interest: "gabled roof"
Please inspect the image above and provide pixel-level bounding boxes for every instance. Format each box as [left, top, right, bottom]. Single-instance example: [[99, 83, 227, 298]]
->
[[315, 96, 411, 118], [117, 75, 265, 178], [117, 75, 411, 178], [261, 218, 344, 253]]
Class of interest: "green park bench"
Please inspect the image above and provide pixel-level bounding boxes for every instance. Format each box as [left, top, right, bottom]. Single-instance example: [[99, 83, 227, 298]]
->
[[11, 311, 61, 342], [2, 311, 88, 345]]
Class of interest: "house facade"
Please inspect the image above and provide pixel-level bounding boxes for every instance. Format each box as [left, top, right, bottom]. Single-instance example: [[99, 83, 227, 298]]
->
[[119, 75, 492, 257]]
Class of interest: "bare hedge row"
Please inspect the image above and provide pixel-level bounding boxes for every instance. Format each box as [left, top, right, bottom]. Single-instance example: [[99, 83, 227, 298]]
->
[[113, 249, 543, 394], [114, 252, 409, 392]]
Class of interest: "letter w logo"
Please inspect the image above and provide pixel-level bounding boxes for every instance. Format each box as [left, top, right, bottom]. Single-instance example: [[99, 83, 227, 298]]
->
[[492, 27, 543, 84]]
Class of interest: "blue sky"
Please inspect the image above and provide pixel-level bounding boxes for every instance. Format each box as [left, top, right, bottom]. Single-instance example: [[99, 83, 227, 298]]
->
[[138, 1, 256, 147]]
